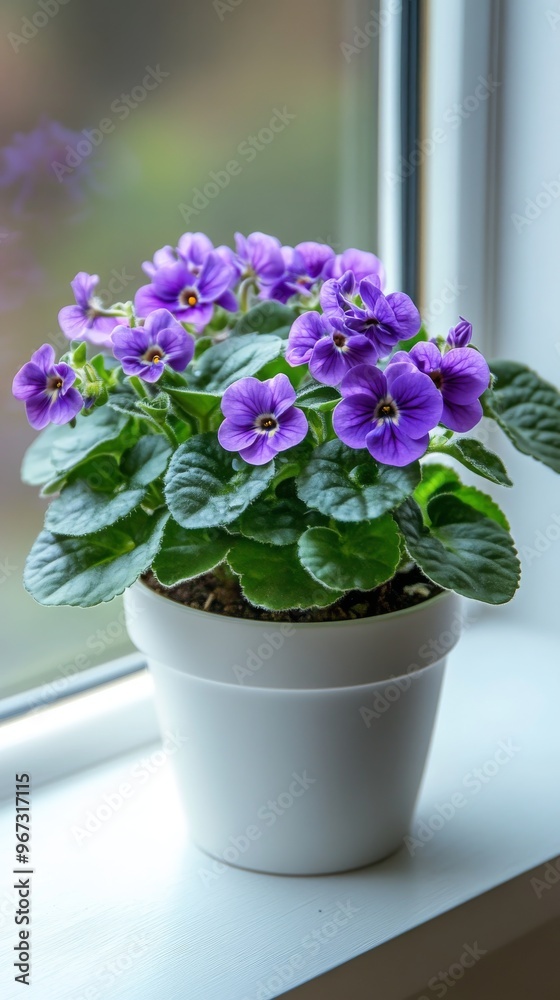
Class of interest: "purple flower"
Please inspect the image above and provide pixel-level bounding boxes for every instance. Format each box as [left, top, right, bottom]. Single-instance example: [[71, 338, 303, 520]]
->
[[333, 362, 442, 466], [143, 233, 239, 312], [327, 277, 421, 358], [447, 316, 473, 349], [58, 273, 120, 349], [286, 310, 377, 386], [112, 309, 195, 383], [324, 248, 386, 287], [264, 242, 334, 302], [392, 341, 490, 433], [320, 269, 361, 316], [234, 231, 285, 289], [135, 251, 234, 329], [218, 373, 308, 465], [12, 344, 82, 430]]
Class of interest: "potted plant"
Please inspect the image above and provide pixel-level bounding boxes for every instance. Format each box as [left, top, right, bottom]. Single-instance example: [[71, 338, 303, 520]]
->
[[14, 232, 560, 875]]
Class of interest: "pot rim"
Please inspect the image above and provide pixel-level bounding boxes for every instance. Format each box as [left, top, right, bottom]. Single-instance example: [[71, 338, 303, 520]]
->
[[132, 577, 453, 629]]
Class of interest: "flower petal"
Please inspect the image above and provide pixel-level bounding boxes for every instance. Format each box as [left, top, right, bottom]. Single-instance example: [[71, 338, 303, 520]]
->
[[440, 348, 490, 403], [339, 363, 387, 400], [441, 397, 483, 433], [365, 422, 429, 466], [25, 394, 53, 429], [272, 405, 308, 450], [218, 419, 260, 454], [239, 435, 279, 465], [70, 272, 98, 309], [332, 394, 377, 449], [387, 367, 443, 438], [49, 388, 83, 424], [286, 312, 328, 366], [385, 291, 421, 339], [197, 251, 234, 301]]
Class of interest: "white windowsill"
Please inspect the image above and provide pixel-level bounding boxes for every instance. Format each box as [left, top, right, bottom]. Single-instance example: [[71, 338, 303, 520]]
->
[[0, 615, 559, 999]]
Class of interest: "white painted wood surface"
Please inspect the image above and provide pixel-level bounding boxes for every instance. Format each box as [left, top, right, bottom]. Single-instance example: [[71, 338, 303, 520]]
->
[[0, 615, 559, 1000]]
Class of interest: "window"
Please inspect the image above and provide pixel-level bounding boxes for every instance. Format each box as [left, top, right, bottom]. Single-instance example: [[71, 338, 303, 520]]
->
[[0, 0, 381, 700]]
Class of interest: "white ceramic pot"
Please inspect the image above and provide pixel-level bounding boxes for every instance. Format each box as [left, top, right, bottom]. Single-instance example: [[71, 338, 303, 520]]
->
[[124, 581, 463, 875]]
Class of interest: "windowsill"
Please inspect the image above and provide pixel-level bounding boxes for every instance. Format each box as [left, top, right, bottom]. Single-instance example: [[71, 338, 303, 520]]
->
[[0, 617, 559, 999]]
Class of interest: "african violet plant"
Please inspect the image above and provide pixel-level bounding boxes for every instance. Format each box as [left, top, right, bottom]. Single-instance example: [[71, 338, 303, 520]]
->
[[13, 232, 560, 612]]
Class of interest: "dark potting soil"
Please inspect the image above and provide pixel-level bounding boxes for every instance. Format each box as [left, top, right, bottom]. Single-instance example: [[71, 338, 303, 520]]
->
[[142, 564, 442, 624]]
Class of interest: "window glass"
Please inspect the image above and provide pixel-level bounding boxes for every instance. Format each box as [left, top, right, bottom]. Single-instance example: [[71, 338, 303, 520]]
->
[[0, 0, 379, 698]]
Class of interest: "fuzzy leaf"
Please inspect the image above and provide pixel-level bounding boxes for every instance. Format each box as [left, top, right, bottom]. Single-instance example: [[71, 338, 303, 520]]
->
[[298, 516, 401, 591], [165, 387, 221, 420], [235, 494, 324, 546], [297, 439, 421, 522], [153, 520, 231, 585], [485, 361, 560, 473], [232, 301, 298, 339], [120, 436, 172, 487], [227, 540, 343, 610], [24, 510, 168, 607], [165, 433, 274, 529], [188, 334, 283, 393], [430, 436, 513, 487], [395, 496, 520, 604], [415, 463, 508, 528], [22, 406, 130, 485]]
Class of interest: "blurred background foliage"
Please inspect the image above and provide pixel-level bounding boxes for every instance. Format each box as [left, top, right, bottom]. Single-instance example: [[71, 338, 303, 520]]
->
[[0, 0, 364, 697]]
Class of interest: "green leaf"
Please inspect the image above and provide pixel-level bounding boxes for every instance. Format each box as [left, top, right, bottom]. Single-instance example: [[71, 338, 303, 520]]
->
[[232, 301, 298, 339], [235, 494, 324, 546], [297, 440, 421, 522], [21, 407, 131, 485], [136, 391, 171, 425], [44, 437, 171, 537], [485, 360, 560, 473], [430, 436, 513, 487], [414, 464, 461, 517], [189, 334, 284, 392], [120, 436, 172, 487], [392, 326, 429, 353], [165, 387, 221, 420], [44, 480, 145, 537], [164, 433, 274, 529], [416, 463, 510, 529], [227, 540, 343, 610], [295, 383, 340, 410], [256, 355, 307, 388], [24, 509, 169, 607], [298, 516, 401, 591], [153, 520, 231, 585], [394, 496, 520, 605]]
